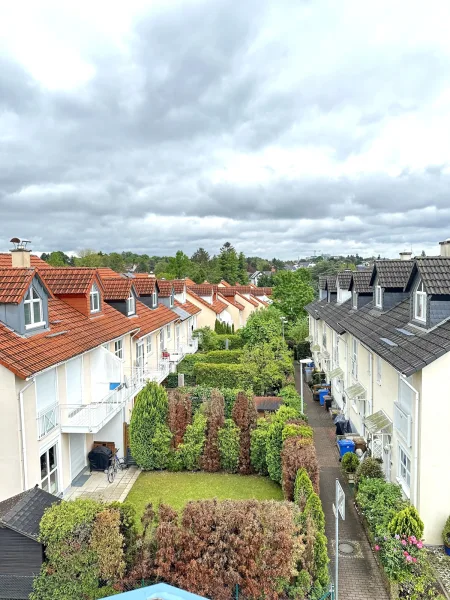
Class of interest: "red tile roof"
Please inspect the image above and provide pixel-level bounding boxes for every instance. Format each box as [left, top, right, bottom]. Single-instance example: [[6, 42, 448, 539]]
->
[[157, 279, 174, 297], [174, 299, 201, 316], [252, 287, 273, 296], [187, 284, 218, 296], [0, 300, 139, 379], [218, 293, 245, 311], [133, 273, 153, 278], [171, 280, 187, 294], [132, 278, 157, 296], [187, 290, 228, 314], [0, 268, 36, 304], [254, 397, 283, 412], [184, 278, 196, 286], [38, 268, 102, 295], [211, 297, 228, 314], [102, 277, 135, 301], [0, 253, 50, 269], [219, 280, 231, 287], [134, 301, 179, 339], [96, 267, 118, 279]]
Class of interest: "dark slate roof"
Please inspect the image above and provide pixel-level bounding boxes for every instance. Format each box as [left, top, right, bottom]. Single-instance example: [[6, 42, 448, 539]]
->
[[254, 397, 283, 411], [0, 575, 34, 600], [0, 486, 60, 541], [305, 299, 353, 333], [305, 299, 327, 319], [325, 275, 337, 292], [350, 271, 372, 294], [318, 275, 328, 290], [405, 257, 450, 295], [338, 299, 450, 377], [337, 271, 353, 291], [369, 260, 414, 289]]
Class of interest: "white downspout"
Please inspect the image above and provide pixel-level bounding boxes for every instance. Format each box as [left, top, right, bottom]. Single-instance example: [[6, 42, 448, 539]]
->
[[400, 374, 420, 509], [19, 379, 35, 491]]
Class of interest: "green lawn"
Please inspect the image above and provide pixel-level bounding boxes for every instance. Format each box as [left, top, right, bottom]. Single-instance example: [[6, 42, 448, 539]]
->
[[126, 471, 284, 520]]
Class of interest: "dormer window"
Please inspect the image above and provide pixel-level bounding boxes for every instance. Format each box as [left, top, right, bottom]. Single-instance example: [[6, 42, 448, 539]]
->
[[375, 282, 382, 308], [170, 290, 174, 308], [24, 287, 44, 329], [352, 290, 357, 309], [152, 291, 157, 307], [126, 292, 135, 316], [90, 284, 100, 313], [414, 281, 426, 322]]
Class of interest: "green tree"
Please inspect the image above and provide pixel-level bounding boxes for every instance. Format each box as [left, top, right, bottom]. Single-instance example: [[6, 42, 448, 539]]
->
[[240, 341, 293, 394], [218, 418, 240, 472], [176, 410, 207, 470], [129, 383, 170, 469], [191, 247, 210, 267], [44, 251, 72, 266], [219, 242, 239, 284], [250, 418, 271, 475], [104, 252, 125, 273], [239, 306, 283, 348], [272, 270, 315, 321], [266, 405, 301, 483], [168, 250, 192, 279], [75, 249, 103, 267], [237, 252, 248, 284]]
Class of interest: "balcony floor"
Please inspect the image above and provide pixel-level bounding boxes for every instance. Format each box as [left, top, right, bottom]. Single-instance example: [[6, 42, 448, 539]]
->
[[64, 465, 140, 503]]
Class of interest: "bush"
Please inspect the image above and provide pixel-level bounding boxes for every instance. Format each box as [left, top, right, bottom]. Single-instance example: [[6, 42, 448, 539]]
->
[[232, 391, 258, 474], [218, 418, 240, 472], [354, 456, 384, 487], [176, 410, 207, 470], [250, 418, 271, 476], [129, 382, 170, 470], [282, 423, 312, 441], [193, 363, 255, 389], [216, 334, 245, 349], [168, 389, 192, 447], [281, 437, 319, 500], [181, 385, 241, 417], [294, 468, 314, 510], [266, 406, 301, 483], [443, 516, 450, 546], [201, 389, 225, 472], [193, 327, 220, 351], [388, 506, 424, 539], [341, 452, 360, 474], [356, 478, 404, 535], [304, 492, 325, 534], [204, 349, 244, 364], [278, 385, 305, 416]]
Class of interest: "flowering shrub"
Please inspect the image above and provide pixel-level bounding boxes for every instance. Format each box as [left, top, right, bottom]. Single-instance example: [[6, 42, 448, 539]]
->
[[374, 534, 422, 581]]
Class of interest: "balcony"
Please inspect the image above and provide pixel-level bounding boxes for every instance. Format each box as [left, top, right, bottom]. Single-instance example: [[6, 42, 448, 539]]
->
[[184, 337, 198, 354], [394, 402, 412, 447], [134, 360, 170, 385], [37, 403, 59, 440]]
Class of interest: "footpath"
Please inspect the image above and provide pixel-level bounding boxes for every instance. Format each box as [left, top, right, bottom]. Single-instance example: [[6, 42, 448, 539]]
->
[[295, 365, 389, 600]]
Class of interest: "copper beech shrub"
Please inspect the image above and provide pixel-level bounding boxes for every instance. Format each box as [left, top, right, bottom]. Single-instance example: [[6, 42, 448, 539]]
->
[[231, 391, 258, 474], [200, 389, 225, 471], [167, 390, 192, 447], [281, 437, 320, 501], [153, 499, 302, 600]]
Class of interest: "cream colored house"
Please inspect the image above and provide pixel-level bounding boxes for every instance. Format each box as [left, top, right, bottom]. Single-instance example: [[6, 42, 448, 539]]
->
[[306, 243, 450, 545]]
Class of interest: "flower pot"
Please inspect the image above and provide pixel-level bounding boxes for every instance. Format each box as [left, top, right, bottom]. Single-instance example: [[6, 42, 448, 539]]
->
[[445, 544, 450, 556], [347, 472, 355, 484]]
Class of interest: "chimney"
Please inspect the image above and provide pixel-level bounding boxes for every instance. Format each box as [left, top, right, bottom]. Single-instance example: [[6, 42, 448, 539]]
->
[[148, 271, 156, 278], [10, 237, 31, 268], [439, 239, 450, 258], [399, 251, 412, 261]]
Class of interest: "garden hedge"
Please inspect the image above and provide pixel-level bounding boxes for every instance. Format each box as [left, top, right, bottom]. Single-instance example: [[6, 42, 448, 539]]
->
[[193, 363, 255, 389], [216, 334, 245, 349], [203, 349, 243, 364]]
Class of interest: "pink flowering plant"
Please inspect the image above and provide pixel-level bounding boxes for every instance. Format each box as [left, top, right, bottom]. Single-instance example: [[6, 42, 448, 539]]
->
[[373, 534, 424, 582]]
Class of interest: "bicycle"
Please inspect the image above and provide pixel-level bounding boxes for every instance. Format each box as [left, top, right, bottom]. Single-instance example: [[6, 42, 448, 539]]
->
[[106, 448, 127, 483]]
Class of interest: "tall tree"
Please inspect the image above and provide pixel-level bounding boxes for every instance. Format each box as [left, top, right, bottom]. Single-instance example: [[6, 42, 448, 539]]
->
[[45, 251, 72, 266], [272, 270, 315, 321], [219, 242, 239, 284], [105, 252, 125, 273], [237, 252, 248, 284], [168, 250, 191, 278], [191, 247, 210, 267]]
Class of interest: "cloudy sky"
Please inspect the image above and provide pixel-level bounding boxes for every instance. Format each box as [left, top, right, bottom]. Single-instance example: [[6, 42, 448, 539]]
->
[[1, 0, 450, 260]]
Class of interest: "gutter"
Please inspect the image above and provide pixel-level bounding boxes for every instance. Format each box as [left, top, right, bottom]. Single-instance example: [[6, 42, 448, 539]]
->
[[400, 374, 420, 509], [18, 379, 35, 491]]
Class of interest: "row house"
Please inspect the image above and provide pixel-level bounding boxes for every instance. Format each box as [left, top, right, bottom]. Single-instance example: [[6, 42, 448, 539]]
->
[[0, 248, 199, 502], [306, 241, 450, 544]]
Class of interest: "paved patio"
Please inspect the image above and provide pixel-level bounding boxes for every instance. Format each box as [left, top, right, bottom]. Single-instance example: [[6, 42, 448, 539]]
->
[[295, 364, 389, 600], [64, 465, 140, 503]]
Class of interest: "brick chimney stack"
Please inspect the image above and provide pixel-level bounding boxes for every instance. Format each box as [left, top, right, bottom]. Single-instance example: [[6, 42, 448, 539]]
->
[[10, 238, 31, 268]]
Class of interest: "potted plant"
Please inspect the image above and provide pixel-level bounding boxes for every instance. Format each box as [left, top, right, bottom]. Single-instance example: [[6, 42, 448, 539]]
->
[[442, 516, 450, 556], [341, 452, 360, 485]]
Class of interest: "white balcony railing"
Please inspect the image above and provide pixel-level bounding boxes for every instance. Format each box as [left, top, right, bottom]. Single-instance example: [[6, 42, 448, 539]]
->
[[37, 403, 59, 440], [134, 359, 170, 385], [394, 402, 412, 447], [184, 337, 198, 354]]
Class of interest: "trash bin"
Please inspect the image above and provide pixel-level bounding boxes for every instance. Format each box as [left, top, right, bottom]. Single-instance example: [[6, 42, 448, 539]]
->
[[324, 395, 332, 411], [318, 388, 328, 406], [304, 367, 313, 383], [338, 439, 355, 459]]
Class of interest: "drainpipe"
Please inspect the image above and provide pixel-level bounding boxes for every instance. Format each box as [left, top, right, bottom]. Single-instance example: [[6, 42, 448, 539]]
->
[[19, 379, 35, 491], [400, 374, 420, 509]]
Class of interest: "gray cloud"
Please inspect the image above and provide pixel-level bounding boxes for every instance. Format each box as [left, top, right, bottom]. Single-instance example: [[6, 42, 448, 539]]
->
[[1, 0, 450, 259]]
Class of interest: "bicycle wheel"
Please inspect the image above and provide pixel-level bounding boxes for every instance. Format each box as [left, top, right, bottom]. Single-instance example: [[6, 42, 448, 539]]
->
[[107, 466, 115, 483]]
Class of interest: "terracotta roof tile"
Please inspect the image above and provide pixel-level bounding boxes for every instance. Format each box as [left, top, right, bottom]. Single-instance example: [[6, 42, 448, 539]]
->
[[102, 277, 134, 301], [174, 299, 201, 316], [133, 278, 157, 296], [251, 287, 273, 296], [157, 279, 174, 297], [218, 294, 245, 311], [0, 253, 50, 269], [134, 301, 179, 339], [212, 297, 228, 313], [171, 280, 187, 294], [187, 284, 218, 295], [220, 280, 231, 287], [0, 300, 139, 379], [0, 268, 35, 303], [96, 267, 119, 279], [187, 290, 228, 314], [38, 268, 100, 295]]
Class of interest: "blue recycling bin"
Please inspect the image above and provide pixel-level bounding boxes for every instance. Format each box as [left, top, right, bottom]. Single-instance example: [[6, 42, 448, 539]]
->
[[318, 388, 328, 406], [338, 439, 355, 458]]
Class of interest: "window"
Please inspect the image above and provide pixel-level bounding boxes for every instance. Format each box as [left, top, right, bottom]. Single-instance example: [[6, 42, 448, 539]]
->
[[352, 290, 357, 309], [170, 291, 174, 308], [40, 444, 58, 494], [322, 327, 327, 349], [351, 338, 358, 378], [414, 281, 426, 322], [376, 355, 382, 385], [152, 290, 157, 307], [398, 445, 411, 490], [114, 339, 123, 360], [166, 324, 171, 340], [146, 335, 152, 355], [333, 333, 339, 366], [24, 287, 43, 329], [126, 291, 135, 315], [375, 283, 382, 308], [160, 328, 165, 352], [90, 284, 100, 313]]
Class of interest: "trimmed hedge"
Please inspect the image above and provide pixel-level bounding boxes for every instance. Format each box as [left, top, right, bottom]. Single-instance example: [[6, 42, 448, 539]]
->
[[216, 334, 245, 349], [177, 354, 208, 375], [204, 349, 243, 364], [193, 363, 255, 389]]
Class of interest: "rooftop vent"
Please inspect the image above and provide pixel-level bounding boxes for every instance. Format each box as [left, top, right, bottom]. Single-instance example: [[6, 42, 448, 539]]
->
[[396, 328, 415, 336], [399, 250, 412, 261], [10, 237, 32, 268], [439, 238, 450, 258], [380, 337, 398, 347]]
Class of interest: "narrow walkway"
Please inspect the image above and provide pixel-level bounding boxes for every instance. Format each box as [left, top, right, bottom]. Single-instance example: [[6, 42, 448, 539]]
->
[[295, 366, 389, 599]]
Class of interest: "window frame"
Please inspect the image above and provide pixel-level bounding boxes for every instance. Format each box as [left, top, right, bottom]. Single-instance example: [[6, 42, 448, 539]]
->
[[351, 337, 358, 379], [90, 284, 100, 313], [114, 339, 124, 360], [166, 324, 171, 340], [146, 335, 152, 355], [414, 280, 427, 322], [352, 290, 358, 309], [376, 355, 382, 385], [40, 443, 59, 494], [170, 290, 174, 308], [24, 287, 44, 329], [397, 444, 411, 492], [375, 283, 382, 308], [152, 290, 157, 307], [126, 291, 135, 316]]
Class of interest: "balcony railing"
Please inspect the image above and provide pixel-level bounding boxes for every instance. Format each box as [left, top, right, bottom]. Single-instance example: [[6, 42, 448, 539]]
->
[[37, 403, 59, 440], [394, 402, 412, 447], [133, 360, 170, 385], [184, 337, 198, 354]]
